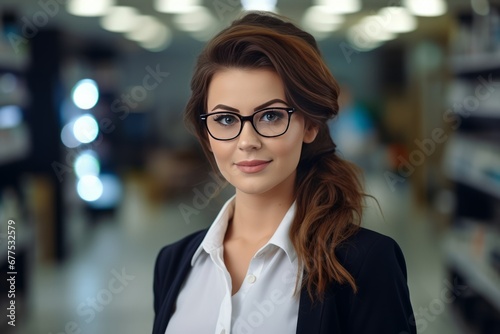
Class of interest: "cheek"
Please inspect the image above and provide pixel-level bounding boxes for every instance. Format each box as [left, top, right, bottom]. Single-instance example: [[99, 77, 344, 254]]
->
[[272, 129, 305, 162], [208, 139, 233, 171]]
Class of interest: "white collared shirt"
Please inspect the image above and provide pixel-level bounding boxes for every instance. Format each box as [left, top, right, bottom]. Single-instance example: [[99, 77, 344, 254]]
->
[[165, 196, 301, 334]]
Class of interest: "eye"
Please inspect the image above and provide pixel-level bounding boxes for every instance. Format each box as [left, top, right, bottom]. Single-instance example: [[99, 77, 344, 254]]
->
[[213, 114, 238, 126], [259, 109, 285, 122]]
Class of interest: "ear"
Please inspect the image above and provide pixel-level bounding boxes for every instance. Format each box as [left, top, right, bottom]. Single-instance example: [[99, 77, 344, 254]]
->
[[303, 124, 319, 144]]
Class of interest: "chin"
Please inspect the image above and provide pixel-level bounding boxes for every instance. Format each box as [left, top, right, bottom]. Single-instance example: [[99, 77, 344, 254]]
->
[[234, 184, 267, 195], [235, 180, 284, 196]]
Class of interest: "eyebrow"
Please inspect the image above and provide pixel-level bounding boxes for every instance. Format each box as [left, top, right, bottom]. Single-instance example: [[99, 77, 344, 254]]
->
[[210, 98, 288, 112]]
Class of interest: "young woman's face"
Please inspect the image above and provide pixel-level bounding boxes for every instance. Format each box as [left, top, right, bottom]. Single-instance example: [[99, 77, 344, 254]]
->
[[206, 68, 318, 197]]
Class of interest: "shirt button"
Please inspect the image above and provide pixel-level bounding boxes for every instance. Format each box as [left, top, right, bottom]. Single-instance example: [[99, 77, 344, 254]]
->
[[220, 330, 225, 334], [247, 274, 257, 284]]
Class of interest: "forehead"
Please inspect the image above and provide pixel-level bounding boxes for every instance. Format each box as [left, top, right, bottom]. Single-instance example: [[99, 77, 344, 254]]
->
[[207, 68, 286, 111]]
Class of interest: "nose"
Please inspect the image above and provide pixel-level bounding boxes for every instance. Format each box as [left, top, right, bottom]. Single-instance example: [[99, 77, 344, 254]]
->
[[237, 120, 262, 151]]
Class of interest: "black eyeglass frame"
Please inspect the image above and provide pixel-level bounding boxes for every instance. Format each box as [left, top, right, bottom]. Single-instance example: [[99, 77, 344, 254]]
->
[[200, 107, 296, 141]]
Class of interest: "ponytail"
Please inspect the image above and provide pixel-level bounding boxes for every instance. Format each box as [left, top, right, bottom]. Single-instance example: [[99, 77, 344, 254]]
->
[[291, 146, 365, 301]]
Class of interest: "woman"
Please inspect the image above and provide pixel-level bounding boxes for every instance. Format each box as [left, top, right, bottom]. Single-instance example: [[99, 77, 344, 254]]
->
[[153, 11, 416, 334]]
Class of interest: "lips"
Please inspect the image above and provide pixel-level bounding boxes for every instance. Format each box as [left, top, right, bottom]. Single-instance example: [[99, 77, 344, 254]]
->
[[235, 160, 271, 173]]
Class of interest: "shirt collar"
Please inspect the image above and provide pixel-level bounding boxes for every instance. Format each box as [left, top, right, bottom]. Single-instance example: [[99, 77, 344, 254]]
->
[[191, 195, 297, 266], [266, 201, 297, 263]]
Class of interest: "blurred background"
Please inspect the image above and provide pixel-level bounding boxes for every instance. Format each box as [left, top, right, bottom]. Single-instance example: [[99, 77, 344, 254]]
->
[[0, 0, 499, 333]]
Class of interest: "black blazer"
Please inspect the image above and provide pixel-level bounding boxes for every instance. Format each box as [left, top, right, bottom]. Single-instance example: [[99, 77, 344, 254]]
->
[[153, 227, 417, 334]]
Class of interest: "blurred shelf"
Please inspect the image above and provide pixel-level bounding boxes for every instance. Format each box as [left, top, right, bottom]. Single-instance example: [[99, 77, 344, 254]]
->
[[451, 52, 500, 75], [443, 135, 500, 199], [443, 229, 500, 313], [0, 125, 30, 166], [0, 43, 28, 72], [453, 176, 500, 200], [451, 109, 500, 121], [463, 108, 500, 119]]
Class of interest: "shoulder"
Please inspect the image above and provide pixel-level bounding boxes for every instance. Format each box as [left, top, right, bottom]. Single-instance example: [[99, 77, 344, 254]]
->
[[336, 227, 408, 280], [155, 229, 208, 262], [154, 229, 208, 273], [331, 229, 416, 333]]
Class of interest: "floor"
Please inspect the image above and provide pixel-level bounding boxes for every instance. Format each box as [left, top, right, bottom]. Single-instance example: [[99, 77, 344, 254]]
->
[[12, 172, 467, 334]]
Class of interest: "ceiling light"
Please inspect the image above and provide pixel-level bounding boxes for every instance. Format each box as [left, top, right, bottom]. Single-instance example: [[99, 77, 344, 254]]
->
[[314, 0, 361, 14], [358, 16, 397, 42], [100, 6, 139, 32], [378, 7, 417, 33], [125, 16, 163, 42], [347, 26, 383, 52], [139, 25, 173, 52], [404, 0, 447, 17], [173, 6, 215, 32], [67, 0, 114, 17], [302, 6, 344, 33], [241, 0, 277, 12], [154, 0, 201, 13]]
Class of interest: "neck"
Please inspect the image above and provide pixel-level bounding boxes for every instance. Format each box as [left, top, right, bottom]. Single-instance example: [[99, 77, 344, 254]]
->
[[227, 180, 295, 242]]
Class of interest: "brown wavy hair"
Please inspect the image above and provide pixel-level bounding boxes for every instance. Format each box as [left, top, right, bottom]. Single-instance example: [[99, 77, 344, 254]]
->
[[184, 11, 365, 301]]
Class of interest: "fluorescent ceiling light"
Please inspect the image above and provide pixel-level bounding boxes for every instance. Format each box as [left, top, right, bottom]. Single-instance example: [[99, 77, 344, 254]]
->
[[139, 25, 173, 52], [378, 7, 417, 33], [155, 0, 201, 13], [241, 0, 277, 11], [314, 0, 361, 14], [173, 6, 215, 32], [125, 16, 163, 42], [302, 6, 344, 33], [347, 26, 383, 51], [358, 15, 397, 42], [67, 0, 114, 17], [404, 0, 447, 17], [100, 6, 139, 32]]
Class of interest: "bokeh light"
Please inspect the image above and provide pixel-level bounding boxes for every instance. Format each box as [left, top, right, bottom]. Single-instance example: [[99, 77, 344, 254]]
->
[[72, 79, 99, 110], [73, 114, 99, 144], [77, 175, 104, 202]]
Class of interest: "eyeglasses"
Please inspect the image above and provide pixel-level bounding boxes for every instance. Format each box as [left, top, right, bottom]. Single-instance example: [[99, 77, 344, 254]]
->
[[200, 107, 295, 141]]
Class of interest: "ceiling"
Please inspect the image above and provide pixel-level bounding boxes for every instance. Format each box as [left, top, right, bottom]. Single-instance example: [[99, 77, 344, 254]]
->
[[1, 0, 498, 51], [0, 0, 492, 34]]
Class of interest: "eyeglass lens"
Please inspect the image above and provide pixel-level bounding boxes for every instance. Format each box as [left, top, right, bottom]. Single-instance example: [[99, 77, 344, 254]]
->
[[205, 108, 290, 140]]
